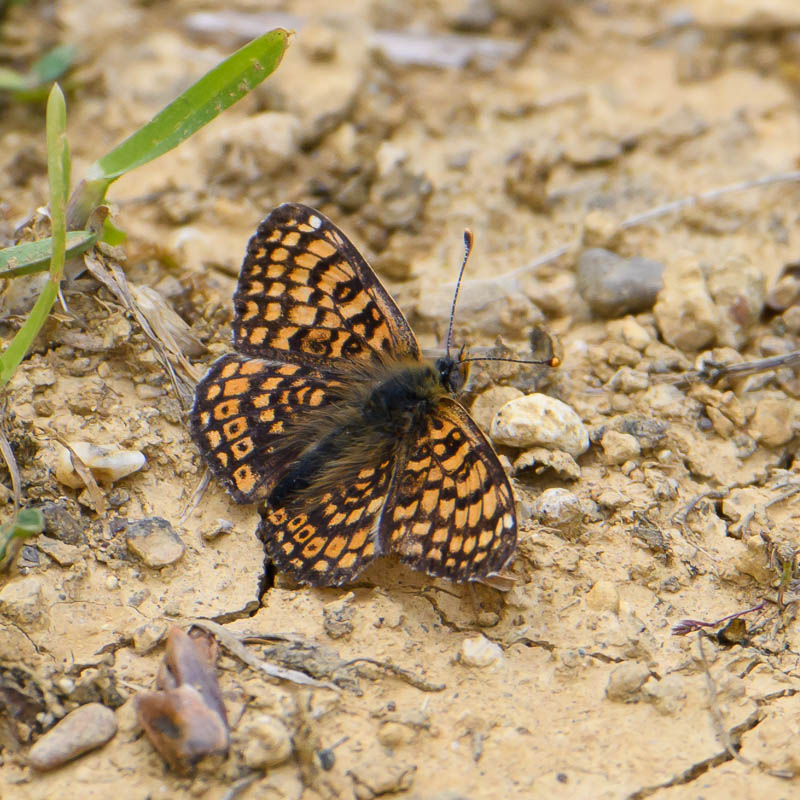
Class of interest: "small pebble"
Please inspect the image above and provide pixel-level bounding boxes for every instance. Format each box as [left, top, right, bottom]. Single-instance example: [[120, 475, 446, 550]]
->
[[600, 431, 641, 465], [0, 576, 45, 626], [241, 715, 293, 769], [36, 536, 81, 566], [749, 395, 799, 447], [606, 663, 651, 702], [29, 703, 118, 770], [459, 635, 503, 667], [201, 518, 234, 541], [653, 255, 720, 351], [576, 248, 664, 318], [54, 441, 146, 489], [132, 621, 168, 654], [585, 579, 620, 613], [491, 394, 589, 457], [532, 488, 583, 535], [378, 721, 416, 748], [514, 448, 581, 481], [126, 518, 185, 568]]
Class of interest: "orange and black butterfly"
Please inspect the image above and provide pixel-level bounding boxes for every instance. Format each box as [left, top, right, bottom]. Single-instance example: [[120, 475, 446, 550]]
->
[[190, 204, 518, 586]]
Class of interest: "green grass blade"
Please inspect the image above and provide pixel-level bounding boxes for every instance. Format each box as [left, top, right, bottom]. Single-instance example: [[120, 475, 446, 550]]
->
[[86, 29, 289, 182], [31, 43, 78, 85], [0, 66, 27, 91], [0, 84, 69, 388], [0, 508, 44, 570], [0, 230, 97, 278]]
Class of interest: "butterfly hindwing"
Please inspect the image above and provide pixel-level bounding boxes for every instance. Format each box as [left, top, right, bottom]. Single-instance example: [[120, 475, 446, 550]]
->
[[232, 203, 420, 366], [381, 397, 517, 582]]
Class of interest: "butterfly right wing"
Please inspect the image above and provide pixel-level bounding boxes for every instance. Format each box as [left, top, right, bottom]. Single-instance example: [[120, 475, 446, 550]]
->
[[233, 203, 420, 366], [189, 353, 344, 504]]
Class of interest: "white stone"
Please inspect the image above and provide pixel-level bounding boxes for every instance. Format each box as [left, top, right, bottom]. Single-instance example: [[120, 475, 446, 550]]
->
[[491, 394, 589, 456], [459, 635, 503, 667], [54, 442, 145, 489]]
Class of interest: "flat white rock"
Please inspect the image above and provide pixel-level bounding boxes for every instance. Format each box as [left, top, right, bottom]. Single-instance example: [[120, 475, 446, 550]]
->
[[491, 394, 589, 457]]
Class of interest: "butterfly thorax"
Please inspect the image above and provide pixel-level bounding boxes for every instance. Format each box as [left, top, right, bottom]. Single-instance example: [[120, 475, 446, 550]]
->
[[268, 358, 450, 510]]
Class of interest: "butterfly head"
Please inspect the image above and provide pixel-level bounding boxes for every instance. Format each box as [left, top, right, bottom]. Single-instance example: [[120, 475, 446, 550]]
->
[[435, 353, 469, 395]]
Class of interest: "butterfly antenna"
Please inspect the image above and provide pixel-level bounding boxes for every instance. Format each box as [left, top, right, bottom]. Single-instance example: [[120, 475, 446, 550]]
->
[[446, 229, 473, 360]]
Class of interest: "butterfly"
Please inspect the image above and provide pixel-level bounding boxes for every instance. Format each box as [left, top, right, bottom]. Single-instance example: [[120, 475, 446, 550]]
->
[[190, 203, 518, 586]]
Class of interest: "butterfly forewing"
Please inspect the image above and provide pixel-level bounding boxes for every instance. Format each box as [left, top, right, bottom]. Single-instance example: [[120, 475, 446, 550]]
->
[[381, 397, 516, 582], [190, 354, 344, 503], [233, 203, 419, 366]]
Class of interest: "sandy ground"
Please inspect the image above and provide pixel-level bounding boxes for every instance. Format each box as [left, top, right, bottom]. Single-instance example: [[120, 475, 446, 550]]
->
[[3, 1, 800, 798]]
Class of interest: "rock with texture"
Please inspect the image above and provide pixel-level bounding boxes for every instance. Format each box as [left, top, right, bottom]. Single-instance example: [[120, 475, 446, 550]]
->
[[29, 703, 118, 770], [491, 394, 589, 456]]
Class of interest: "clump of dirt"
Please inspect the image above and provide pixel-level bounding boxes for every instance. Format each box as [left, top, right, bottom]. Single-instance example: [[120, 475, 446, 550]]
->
[[3, 1, 800, 798]]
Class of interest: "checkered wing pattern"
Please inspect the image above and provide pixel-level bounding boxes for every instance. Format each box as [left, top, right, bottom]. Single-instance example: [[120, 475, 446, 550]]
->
[[190, 354, 343, 503], [382, 397, 517, 582], [259, 449, 397, 586], [232, 203, 419, 366]]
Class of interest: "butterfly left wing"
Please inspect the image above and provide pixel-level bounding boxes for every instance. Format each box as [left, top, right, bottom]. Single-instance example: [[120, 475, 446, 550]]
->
[[233, 203, 420, 367], [380, 397, 517, 583]]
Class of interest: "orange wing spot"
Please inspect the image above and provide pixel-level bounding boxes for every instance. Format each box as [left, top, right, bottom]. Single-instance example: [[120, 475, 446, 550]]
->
[[248, 327, 268, 345], [215, 452, 228, 468], [295, 524, 316, 543], [420, 488, 439, 513], [479, 530, 494, 548], [214, 399, 240, 419], [265, 230, 282, 242], [363, 542, 375, 557], [240, 360, 265, 375], [346, 507, 363, 525], [253, 246, 268, 257], [232, 437, 254, 458], [450, 535, 463, 552], [274, 325, 300, 349], [270, 421, 285, 433], [266, 263, 285, 278], [247, 280, 265, 295], [206, 384, 221, 401], [289, 285, 314, 304], [206, 430, 221, 449], [199, 411, 210, 427], [462, 536, 477, 555], [309, 389, 325, 406], [432, 442, 447, 458], [302, 537, 326, 557], [307, 239, 336, 259], [282, 231, 300, 247], [439, 495, 455, 518], [467, 501, 482, 527], [277, 364, 301, 375], [268, 281, 286, 297], [297, 223, 314, 233], [348, 529, 368, 550], [393, 502, 418, 521], [445, 557, 456, 569], [242, 300, 259, 320], [432, 526, 448, 544], [428, 548, 442, 562], [312, 560, 329, 572], [259, 408, 275, 422], [264, 302, 282, 321], [473, 551, 487, 563], [294, 252, 320, 269], [288, 305, 318, 326], [271, 248, 289, 262], [222, 417, 246, 439], [330, 512, 347, 526], [233, 464, 256, 493], [412, 521, 431, 537], [338, 552, 357, 568], [223, 377, 250, 397], [261, 377, 283, 391], [482, 488, 497, 519], [366, 497, 384, 515], [220, 361, 239, 379], [324, 536, 347, 558]]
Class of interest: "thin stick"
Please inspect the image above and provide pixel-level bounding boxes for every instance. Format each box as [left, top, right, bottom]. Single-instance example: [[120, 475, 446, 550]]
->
[[621, 169, 800, 229]]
